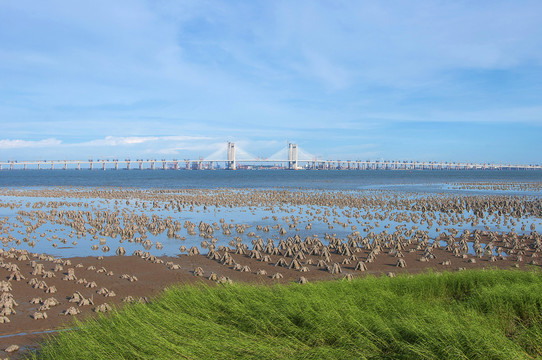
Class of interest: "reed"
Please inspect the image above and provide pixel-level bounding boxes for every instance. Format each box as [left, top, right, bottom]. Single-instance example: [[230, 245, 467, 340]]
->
[[30, 269, 542, 359]]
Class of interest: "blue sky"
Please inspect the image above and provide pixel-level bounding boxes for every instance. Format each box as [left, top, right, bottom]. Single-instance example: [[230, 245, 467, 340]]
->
[[1, 0, 541, 163]]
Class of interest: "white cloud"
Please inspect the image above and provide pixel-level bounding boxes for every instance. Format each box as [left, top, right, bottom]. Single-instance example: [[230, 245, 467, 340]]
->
[[0, 135, 213, 151], [81, 136, 156, 146], [383, 106, 542, 125], [0, 138, 62, 149], [77, 135, 213, 147]]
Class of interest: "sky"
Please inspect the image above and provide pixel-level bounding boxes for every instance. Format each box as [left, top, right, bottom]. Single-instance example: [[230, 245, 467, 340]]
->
[[1, 0, 541, 164]]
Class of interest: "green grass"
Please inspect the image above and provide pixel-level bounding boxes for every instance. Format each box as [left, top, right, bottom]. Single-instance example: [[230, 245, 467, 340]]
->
[[30, 269, 542, 359]]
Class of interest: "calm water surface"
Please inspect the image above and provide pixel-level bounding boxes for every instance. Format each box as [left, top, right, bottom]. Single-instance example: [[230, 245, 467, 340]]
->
[[0, 169, 540, 194]]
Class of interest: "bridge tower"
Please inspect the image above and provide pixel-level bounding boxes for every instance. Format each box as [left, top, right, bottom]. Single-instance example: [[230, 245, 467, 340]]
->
[[227, 142, 236, 170], [288, 143, 298, 170]]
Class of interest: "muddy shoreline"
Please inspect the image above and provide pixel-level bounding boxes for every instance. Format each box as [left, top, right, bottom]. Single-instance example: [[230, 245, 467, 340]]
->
[[1, 238, 539, 358]]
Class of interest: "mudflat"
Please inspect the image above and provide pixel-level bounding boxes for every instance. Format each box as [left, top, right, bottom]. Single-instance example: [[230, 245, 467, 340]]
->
[[0, 185, 540, 358]]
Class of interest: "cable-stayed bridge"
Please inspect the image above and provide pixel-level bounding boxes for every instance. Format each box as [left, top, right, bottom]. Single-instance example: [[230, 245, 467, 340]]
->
[[0, 142, 540, 170]]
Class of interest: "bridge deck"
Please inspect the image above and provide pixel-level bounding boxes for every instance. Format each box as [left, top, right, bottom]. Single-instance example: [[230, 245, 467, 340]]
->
[[0, 159, 539, 170]]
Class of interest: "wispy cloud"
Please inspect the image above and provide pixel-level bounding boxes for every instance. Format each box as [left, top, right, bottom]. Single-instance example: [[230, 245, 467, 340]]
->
[[0, 138, 62, 149], [78, 135, 212, 147], [0, 135, 213, 151]]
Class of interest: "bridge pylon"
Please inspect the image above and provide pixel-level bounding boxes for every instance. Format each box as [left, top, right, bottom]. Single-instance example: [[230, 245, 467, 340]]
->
[[227, 142, 236, 170], [288, 143, 299, 170]]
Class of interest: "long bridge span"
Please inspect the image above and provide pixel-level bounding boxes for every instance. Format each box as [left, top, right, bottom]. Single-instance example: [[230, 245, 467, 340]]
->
[[0, 143, 540, 171]]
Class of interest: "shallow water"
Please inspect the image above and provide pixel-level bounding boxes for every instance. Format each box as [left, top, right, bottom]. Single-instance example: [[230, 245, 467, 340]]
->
[[0, 170, 540, 258], [0, 328, 73, 340], [1, 192, 539, 258]]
